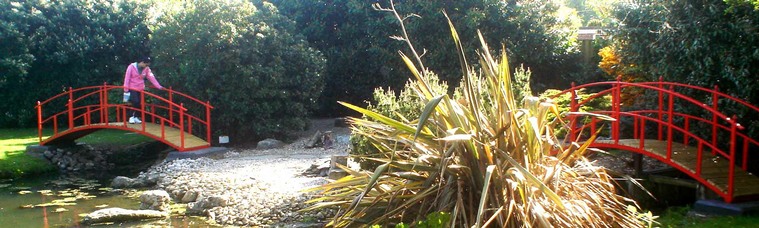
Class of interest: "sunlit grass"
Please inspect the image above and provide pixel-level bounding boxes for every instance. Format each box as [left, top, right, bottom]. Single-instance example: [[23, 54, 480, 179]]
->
[[657, 206, 759, 228], [0, 128, 154, 179]]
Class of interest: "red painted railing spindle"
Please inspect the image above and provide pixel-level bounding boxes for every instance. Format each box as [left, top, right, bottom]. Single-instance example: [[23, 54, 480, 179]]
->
[[141, 91, 146, 131], [570, 82, 578, 141], [68, 98, 73, 129], [613, 77, 621, 143], [728, 115, 737, 201], [712, 85, 719, 156], [667, 85, 674, 160], [37, 101, 42, 142], [658, 77, 664, 140], [180, 103, 185, 150], [206, 101, 211, 145], [696, 141, 703, 176]]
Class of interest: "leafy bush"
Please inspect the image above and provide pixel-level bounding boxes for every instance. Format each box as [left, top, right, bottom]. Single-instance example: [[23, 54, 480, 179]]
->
[[150, 0, 325, 141], [350, 72, 448, 169], [272, 0, 583, 116], [0, 0, 150, 127], [305, 8, 642, 227], [540, 88, 612, 138]]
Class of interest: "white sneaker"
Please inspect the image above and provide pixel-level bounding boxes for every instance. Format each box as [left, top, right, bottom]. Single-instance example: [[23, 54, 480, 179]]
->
[[128, 117, 142, 124]]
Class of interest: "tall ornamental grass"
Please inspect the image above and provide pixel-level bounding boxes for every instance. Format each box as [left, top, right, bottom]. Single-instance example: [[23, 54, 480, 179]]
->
[[306, 6, 644, 227]]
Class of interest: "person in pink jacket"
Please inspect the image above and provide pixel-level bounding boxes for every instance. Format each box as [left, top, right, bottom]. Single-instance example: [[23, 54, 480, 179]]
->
[[123, 56, 164, 124]]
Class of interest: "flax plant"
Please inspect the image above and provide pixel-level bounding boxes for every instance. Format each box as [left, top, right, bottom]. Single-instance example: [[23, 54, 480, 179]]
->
[[304, 2, 643, 227]]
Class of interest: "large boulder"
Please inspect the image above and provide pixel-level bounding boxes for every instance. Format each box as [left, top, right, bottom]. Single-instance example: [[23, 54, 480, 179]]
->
[[256, 138, 285, 150], [80, 208, 168, 225], [139, 190, 171, 212]]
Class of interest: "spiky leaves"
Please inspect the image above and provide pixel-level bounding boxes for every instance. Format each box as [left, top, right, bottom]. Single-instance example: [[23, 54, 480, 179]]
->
[[305, 9, 642, 228]]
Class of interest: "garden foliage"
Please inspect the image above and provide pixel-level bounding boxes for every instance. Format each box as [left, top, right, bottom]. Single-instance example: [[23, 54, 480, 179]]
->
[[306, 6, 644, 226], [272, 0, 584, 116], [150, 0, 325, 140], [611, 0, 759, 136], [0, 0, 150, 127]]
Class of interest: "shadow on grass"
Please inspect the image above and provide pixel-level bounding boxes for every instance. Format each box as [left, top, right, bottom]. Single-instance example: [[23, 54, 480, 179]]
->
[[1, 128, 154, 179], [657, 206, 759, 228]]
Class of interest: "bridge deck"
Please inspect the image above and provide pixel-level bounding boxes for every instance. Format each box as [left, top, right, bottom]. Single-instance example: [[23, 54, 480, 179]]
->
[[597, 139, 759, 200], [44, 122, 208, 151]]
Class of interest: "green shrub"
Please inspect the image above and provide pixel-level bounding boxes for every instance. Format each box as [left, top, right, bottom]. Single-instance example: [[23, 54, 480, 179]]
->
[[151, 0, 325, 141], [540, 88, 612, 138], [350, 72, 447, 169], [0, 0, 150, 127]]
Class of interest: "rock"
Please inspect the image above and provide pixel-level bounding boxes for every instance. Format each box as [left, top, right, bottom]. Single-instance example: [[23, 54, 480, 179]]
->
[[257, 138, 285, 150], [111, 176, 135, 189], [305, 130, 323, 148], [80, 208, 168, 225], [139, 190, 171, 212], [322, 131, 334, 149], [181, 190, 199, 203], [187, 195, 228, 215]]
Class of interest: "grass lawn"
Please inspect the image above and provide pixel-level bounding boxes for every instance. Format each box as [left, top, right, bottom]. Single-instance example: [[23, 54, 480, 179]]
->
[[0, 128, 153, 179], [657, 206, 759, 227]]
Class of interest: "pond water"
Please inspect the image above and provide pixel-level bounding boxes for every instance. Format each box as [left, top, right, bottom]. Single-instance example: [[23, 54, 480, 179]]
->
[[0, 174, 212, 227]]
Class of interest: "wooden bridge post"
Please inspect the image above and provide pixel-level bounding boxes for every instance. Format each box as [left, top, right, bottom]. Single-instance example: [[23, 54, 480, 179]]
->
[[141, 90, 146, 131], [570, 82, 578, 141], [180, 103, 185, 149], [728, 115, 737, 201], [712, 85, 719, 156], [169, 87, 174, 124], [613, 77, 621, 143], [206, 100, 211, 145], [658, 77, 664, 140], [37, 101, 42, 143], [68, 87, 74, 129], [667, 85, 674, 160]]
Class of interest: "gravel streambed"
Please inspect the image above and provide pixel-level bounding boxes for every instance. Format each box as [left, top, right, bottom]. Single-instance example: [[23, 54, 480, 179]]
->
[[128, 120, 350, 227]]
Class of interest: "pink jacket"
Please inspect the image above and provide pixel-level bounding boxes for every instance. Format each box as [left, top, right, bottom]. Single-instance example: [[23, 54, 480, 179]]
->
[[123, 63, 163, 92]]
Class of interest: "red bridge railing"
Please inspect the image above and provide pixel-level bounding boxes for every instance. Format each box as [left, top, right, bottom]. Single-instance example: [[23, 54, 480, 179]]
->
[[36, 83, 213, 151], [555, 78, 759, 203]]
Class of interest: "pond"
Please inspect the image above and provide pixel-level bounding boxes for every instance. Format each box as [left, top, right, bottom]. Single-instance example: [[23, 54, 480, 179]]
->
[[0, 174, 211, 227]]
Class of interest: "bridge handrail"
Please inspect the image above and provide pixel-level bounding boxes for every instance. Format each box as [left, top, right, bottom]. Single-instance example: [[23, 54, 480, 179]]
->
[[620, 110, 759, 148], [36, 84, 212, 150], [639, 81, 759, 114], [553, 81, 743, 128]]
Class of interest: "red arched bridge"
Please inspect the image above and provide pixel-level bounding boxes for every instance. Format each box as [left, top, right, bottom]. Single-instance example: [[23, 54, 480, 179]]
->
[[554, 78, 759, 203], [36, 84, 212, 152]]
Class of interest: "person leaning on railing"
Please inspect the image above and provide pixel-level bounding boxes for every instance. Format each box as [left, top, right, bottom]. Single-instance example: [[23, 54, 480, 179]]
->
[[123, 56, 165, 124]]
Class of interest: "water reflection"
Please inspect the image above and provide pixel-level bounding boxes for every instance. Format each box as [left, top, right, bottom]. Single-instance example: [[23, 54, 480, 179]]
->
[[0, 175, 211, 227]]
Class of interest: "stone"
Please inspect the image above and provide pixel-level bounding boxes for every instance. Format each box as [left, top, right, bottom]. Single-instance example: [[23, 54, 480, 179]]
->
[[111, 176, 135, 189], [256, 138, 285, 150], [80, 208, 168, 225], [139, 190, 171, 212], [186, 195, 228, 215], [322, 131, 334, 149], [305, 130, 323, 148], [181, 190, 199, 203]]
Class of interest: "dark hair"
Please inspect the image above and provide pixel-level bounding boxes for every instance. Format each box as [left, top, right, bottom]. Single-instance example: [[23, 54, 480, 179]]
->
[[138, 56, 152, 63]]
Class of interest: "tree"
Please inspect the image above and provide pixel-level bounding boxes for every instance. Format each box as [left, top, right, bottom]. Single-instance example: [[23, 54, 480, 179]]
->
[[0, 0, 150, 127], [272, 0, 582, 116], [150, 0, 326, 140], [613, 0, 759, 135]]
